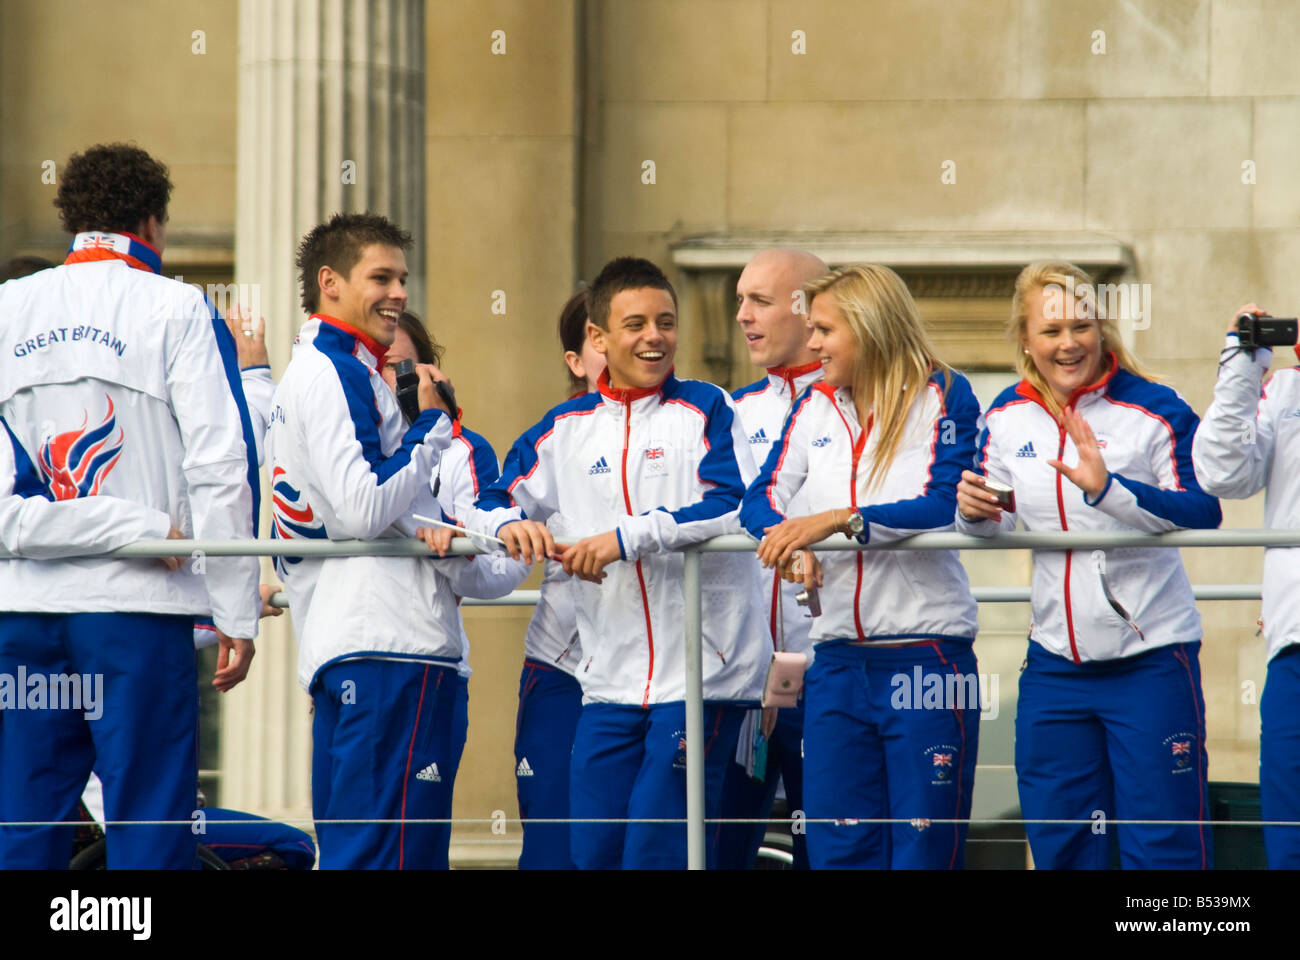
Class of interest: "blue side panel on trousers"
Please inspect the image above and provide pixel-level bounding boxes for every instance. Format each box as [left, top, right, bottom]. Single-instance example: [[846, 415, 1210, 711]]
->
[[802, 640, 980, 869], [514, 660, 583, 870], [569, 701, 744, 869], [716, 703, 808, 870], [0, 612, 198, 869], [1261, 645, 1300, 868], [311, 659, 462, 869], [1015, 640, 1212, 870]]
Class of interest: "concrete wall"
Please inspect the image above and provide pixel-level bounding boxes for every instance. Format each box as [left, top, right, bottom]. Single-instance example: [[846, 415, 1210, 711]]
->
[[424, 0, 580, 858], [0, 0, 237, 260]]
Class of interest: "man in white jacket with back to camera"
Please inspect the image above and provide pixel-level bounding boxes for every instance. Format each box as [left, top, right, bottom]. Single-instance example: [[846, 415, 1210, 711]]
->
[[1193, 303, 1300, 868], [0, 143, 262, 869]]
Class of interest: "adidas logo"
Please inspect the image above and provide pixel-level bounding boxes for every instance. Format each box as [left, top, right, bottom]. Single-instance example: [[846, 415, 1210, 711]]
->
[[749, 427, 769, 445], [812, 436, 832, 447], [416, 762, 442, 783], [1016, 441, 1037, 459], [516, 757, 535, 778], [588, 456, 611, 475]]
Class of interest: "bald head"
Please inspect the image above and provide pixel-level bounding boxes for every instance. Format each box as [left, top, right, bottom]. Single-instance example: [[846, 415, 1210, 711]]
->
[[736, 248, 829, 370]]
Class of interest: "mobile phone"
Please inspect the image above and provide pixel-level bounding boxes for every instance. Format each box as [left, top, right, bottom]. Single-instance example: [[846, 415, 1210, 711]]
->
[[976, 476, 1015, 513]]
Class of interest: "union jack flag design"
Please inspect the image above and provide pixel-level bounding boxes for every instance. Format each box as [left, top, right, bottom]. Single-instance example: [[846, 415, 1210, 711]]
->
[[1171, 740, 1191, 756], [932, 752, 953, 767], [38, 396, 125, 500], [645, 447, 665, 460]]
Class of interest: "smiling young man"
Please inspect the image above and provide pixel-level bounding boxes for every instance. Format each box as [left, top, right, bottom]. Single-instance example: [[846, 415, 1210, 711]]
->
[[470, 256, 766, 869], [720, 248, 827, 870], [266, 213, 464, 869]]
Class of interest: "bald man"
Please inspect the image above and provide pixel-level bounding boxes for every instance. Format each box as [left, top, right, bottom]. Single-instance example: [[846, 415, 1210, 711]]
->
[[719, 248, 827, 870]]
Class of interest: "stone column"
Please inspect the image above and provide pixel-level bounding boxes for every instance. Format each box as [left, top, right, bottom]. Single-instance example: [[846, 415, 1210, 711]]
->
[[222, 0, 425, 822]]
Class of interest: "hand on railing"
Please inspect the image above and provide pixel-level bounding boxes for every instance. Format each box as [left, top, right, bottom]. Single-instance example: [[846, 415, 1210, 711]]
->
[[557, 530, 622, 584], [497, 520, 558, 565]]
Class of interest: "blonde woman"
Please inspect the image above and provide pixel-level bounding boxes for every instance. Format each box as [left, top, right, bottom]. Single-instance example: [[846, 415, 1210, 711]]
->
[[741, 264, 981, 869], [956, 261, 1220, 869]]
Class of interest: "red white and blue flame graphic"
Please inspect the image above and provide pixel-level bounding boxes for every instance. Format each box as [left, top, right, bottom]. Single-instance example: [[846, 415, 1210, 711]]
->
[[38, 397, 125, 500], [271, 466, 326, 542]]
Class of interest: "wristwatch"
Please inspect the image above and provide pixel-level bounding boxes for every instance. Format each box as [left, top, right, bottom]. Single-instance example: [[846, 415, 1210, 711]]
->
[[841, 509, 864, 539]]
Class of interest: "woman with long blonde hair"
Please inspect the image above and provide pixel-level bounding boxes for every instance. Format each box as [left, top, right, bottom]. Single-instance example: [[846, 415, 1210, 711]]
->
[[956, 261, 1220, 869], [741, 264, 982, 869]]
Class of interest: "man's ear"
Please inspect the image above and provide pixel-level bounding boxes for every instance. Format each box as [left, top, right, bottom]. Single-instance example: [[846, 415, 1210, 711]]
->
[[586, 320, 608, 356], [318, 264, 339, 304], [137, 214, 165, 249]]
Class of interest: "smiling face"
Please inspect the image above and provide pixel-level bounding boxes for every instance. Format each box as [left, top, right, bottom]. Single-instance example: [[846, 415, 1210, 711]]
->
[[806, 294, 857, 388], [735, 251, 823, 369], [592, 287, 677, 390], [319, 243, 408, 346], [1022, 284, 1104, 406]]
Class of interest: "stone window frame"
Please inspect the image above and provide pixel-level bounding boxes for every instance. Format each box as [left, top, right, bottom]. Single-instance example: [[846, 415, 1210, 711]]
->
[[669, 233, 1135, 390]]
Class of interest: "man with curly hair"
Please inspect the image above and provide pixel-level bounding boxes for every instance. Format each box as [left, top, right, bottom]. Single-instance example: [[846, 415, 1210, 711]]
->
[[0, 143, 262, 869]]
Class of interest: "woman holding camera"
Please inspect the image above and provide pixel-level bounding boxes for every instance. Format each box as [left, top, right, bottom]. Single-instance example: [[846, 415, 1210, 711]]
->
[[741, 264, 982, 869], [956, 261, 1220, 869]]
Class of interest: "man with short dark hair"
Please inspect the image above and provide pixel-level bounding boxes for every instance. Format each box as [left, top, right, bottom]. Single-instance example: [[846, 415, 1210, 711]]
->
[[471, 256, 767, 869], [0, 142, 262, 869], [268, 212, 487, 869]]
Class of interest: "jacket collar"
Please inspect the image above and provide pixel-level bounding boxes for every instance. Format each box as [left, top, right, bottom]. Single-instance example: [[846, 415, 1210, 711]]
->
[[597, 366, 673, 404], [64, 231, 162, 274], [766, 360, 823, 397], [313, 313, 388, 370], [1015, 351, 1119, 416]]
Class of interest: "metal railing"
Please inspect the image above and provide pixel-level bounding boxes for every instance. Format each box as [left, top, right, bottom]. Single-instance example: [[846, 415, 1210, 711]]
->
[[5, 527, 1297, 869]]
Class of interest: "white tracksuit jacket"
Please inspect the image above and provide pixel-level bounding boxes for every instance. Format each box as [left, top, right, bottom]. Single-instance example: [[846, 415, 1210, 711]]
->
[[1193, 336, 1300, 662], [435, 422, 532, 679], [732, 362, 825, 656], [266, 313, 515, 690], [524, 554, 584, 676], [957, 363, 1221, 663], [741, 371, 980, 646], [0, 256, 261, 638], [469, 370, 767, 706]]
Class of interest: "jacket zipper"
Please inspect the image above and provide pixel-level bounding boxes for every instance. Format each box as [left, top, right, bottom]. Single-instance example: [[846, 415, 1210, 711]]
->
[[1054, 421, 1081, 664], [769, 573, 781, 651], [849, 415, 870, 643], [620, 398, 657, 708]]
